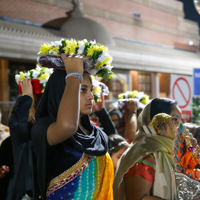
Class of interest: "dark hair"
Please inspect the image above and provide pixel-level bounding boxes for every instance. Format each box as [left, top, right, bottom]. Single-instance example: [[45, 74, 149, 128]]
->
[[108, 109, 122, 119], [108, 134, 129, 156], [150, 98, 177, 120], [28, 93, 42, 124]]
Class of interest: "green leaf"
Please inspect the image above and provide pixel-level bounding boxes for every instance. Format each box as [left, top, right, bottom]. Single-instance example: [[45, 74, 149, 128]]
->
[[140, 97, 145, 102], [104, 72, 109, 82], [94, 95, 99, 103], [93, 51, 103, 59], [61, 40, 66, 46], [83, 46, 89, 55], [30, 71, 33, 79]]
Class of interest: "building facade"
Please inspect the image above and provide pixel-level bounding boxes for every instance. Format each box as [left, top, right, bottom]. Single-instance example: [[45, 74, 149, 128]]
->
[[0, 0, 200, 123]]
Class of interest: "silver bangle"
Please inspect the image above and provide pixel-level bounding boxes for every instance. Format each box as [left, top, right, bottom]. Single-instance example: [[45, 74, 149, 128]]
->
[[65, 73, 83, 83]]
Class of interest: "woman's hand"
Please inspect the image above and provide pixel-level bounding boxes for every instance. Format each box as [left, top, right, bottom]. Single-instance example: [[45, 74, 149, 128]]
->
[[0, 165, 9, 178], [61, 54, 88, 75], [93, 94, 104, 112], [125, 100, 137, 114], [20, 79, 33, 97]]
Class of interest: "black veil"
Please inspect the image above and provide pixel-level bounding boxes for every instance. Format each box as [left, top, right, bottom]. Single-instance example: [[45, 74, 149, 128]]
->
[[31, 70, 108, 198]]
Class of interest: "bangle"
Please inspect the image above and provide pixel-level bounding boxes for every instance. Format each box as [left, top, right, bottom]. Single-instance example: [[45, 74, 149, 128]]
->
[[23, 93, 33, 100], [127, 111, 137, 117], [65, 73, 83, 83], [128, 111, 137, 114]]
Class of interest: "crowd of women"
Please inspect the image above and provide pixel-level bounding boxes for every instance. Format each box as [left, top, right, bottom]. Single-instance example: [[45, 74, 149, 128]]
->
[[0, 38, 199, 200]]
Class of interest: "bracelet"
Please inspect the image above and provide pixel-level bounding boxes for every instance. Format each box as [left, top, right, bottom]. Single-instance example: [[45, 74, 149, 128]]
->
[[65, 73, 83, 83], [127, 111, 137, 117], [128, 111, 137, 114], [22, 93, 33, 100]]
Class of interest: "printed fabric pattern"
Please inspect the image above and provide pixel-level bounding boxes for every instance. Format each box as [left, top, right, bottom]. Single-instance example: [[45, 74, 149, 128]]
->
[[46, 153, 114, 200]]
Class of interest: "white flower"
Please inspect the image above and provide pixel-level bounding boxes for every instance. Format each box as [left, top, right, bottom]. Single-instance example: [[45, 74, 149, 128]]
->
[[92, 79, 100, 89], [31, 70, 40, 79], [77, 41, 85, 55], [24, 72, 30, 79], [44, 68, 53, 74], [103, 65, 113, 72], [39, 77, 49, 84], [99, 82, 109, 95], [15, 75, 20, 84], [96, 52, 113, 64], [49, 49, 58, 55], [89, 39, 96, 46], [35, 65, 42, 72], [51, 40, 62, 47], [137, 92, 144, 99]]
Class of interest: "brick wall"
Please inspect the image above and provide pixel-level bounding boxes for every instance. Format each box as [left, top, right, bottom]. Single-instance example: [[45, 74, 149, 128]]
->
[[0, 0, 199, 51]]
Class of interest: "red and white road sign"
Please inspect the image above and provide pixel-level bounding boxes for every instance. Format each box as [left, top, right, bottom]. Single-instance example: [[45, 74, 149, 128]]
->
[[170, 75, 193, 122]]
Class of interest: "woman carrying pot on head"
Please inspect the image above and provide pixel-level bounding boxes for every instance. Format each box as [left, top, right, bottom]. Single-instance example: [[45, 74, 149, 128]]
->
[[31, 39, 114, 200], [113, 98, 182, 200], [7, 66, 53, 200]]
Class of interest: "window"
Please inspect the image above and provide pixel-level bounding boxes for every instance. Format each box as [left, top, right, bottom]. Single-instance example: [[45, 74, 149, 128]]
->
[[138, 72, 151, 97]]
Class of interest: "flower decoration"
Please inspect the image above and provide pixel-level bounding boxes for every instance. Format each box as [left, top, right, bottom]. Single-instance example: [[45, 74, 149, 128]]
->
[[118, 90, 150, 105], [93, 86, 102, 103], [118, 90, 150, 110], [38, 38, 114, 81], [173, 124, 200, 181], [15, 65, 53, 94], [91, 75, 109, 102]]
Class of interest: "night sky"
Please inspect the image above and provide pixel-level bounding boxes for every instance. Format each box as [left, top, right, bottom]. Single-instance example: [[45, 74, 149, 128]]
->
[[178, 0, 200, 31]]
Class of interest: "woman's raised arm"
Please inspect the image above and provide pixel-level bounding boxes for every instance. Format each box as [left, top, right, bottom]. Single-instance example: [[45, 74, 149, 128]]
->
[[47, 54, 85, 146]]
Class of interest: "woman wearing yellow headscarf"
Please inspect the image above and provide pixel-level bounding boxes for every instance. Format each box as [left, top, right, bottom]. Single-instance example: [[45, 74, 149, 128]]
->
[[113, 98, 182, 200]]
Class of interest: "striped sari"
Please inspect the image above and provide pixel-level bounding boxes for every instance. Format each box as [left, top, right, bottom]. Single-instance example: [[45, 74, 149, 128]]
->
[[46, 153, 114, 200]]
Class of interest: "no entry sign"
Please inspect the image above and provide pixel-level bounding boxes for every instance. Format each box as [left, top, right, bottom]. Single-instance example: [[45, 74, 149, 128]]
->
[[170, 75, 192, 122], [172, 77, 191, 109]]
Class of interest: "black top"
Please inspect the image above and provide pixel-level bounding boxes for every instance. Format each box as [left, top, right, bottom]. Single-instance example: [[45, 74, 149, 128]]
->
[[7, 96, 39, 200], [31, 70, 109, 199], [95, 107, 117, 136], [0, 136, 13, 200]]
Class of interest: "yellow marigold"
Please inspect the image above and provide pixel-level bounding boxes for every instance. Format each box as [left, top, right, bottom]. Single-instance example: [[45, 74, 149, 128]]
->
[[140, 94, 149, 105], [19, 72, 25, 81], [69, 47, 76, 54], [41, 88, 45, 93], [52, 47, 59, 53], [94, 57, 112, 68], [91, 75, 95, 80], [37, 73, 50, 80], [118, 93, 124, 99], [63, 46, 70, 54], [93, 87, 102, 94], [87, 46, 94, 57], [108, 74, 113, 79], [129, 90, 138, 98], [93, 45, 108, 52], [63, 40, 70, 54], [38, 43, 52, 55], [68, 40, 78, 54]]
